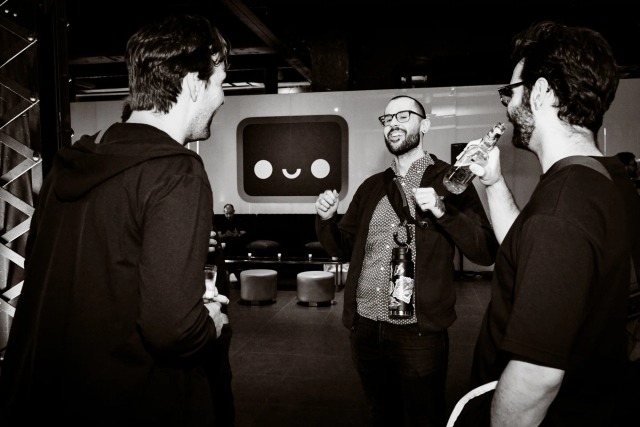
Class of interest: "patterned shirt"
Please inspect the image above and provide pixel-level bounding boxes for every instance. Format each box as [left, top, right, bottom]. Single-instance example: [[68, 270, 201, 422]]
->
[[356, 152, 435, 324]]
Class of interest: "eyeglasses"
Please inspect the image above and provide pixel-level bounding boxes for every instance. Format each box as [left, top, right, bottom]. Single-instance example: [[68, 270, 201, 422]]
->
[[378, 110, 425, 126], [497, 81, 526, 107]]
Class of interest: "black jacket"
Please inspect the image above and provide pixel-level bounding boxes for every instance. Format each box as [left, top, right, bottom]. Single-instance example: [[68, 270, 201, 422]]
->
[[0, 123, 216, 426], [316, 155, 498, 334]]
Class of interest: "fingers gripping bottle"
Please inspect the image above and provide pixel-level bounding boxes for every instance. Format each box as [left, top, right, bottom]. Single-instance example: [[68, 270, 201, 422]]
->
[[203, 264, 217, 302], [388, 244, 415, 319], [443, 123, 506, 194]]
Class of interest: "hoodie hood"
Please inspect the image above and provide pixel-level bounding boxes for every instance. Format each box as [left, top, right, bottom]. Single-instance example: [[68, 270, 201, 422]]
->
[[54, 123, 203, 201]]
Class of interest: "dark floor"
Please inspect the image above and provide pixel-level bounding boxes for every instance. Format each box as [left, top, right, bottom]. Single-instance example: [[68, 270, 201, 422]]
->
[[226, 272, 492, 427]]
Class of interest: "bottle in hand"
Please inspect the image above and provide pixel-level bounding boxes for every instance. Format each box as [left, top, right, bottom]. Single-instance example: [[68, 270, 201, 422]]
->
[[388, 246, 415, 319], [443, 123, 506, 194], [203, 264, 217, 301]]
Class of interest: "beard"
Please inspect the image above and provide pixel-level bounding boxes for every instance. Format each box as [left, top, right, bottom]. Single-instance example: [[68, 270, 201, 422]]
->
[[507, 98, 535, 150], [185, 105, 220, 143], [384, 127, 421, 156]]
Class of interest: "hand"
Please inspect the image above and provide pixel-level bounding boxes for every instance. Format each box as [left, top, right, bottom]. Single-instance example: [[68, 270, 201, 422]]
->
[[315, 189, 339, 220], [225, 230, 234, 237], [468, 145, 503, 187], [204, 294, 229, 338], [412, 187, 445, 218], [208, 230, 218, 253]]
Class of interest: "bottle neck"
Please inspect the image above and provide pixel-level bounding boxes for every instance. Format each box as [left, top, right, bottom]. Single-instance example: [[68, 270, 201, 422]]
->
[[481, 133, 499, 149]]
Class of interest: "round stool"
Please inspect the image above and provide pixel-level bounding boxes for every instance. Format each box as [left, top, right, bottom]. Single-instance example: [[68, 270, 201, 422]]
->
[[240, 269, 278, 305], [297, 271, 335, 307]]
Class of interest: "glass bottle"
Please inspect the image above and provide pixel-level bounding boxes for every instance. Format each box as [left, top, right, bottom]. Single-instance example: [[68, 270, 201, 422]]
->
[[388, 246, 414, 319], [443, 123, 506, 194], [203, 264, 217, 302]]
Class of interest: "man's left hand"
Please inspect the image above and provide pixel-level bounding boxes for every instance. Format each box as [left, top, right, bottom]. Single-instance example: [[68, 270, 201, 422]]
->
[[413, 187, 445, 218]]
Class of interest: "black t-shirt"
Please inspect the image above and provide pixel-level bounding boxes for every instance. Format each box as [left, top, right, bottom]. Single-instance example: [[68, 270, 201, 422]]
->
[[471, 157, 634, 426]]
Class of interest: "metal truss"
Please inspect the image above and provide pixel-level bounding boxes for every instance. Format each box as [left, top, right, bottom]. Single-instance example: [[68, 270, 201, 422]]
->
[[0, 11, 41, 319]]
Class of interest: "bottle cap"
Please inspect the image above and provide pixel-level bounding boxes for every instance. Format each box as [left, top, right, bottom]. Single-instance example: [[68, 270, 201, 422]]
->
[[392, 246, 411, 260]]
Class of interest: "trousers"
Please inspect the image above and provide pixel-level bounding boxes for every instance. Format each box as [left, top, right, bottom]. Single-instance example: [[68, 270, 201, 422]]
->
[[350, 315, 449, 427]]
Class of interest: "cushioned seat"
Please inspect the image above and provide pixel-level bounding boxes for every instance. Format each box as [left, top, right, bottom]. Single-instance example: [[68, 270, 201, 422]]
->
[[297, 271, 335, 307], [246, 239, 280, 256], [305, 241, 329, 257], [240, 269, 278, 305]]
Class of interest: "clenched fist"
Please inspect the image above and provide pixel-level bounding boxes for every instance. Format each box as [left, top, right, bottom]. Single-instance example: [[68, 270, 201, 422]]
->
[[315, 189, 339, 220], [412, 187, 445, 218]]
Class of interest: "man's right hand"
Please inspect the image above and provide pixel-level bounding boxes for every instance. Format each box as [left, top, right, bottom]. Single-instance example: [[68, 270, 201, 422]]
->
[[204, 295, 229, 338], [469, 145, 503, 187], [316, 189, 339, 220]]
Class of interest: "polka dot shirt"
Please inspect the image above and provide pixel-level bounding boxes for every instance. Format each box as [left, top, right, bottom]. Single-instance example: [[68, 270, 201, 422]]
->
[[356, 152, 435, 324]]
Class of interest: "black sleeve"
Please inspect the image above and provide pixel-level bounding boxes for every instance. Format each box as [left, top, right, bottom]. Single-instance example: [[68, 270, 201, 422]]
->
[[433, 182, 499, 266], [499, 215, 596, 370], [137, 173, 216, 358], [315, 187, 361, 260]]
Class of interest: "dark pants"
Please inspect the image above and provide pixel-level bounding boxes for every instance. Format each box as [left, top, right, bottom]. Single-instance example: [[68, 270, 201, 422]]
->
[[350, 316, 449, 427], [202, 324, 235, 427]]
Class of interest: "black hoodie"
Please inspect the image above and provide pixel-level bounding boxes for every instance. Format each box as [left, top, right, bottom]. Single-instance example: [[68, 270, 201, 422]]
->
[[0, 123, 217, 426]]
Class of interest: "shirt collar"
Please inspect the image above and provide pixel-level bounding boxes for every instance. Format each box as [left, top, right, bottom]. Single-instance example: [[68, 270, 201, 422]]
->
[[390, 151, 434, 178]]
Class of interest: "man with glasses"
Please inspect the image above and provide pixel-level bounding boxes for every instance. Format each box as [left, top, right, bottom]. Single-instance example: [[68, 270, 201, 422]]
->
[[451, 22, 640, 427], [315, 95, 498, 426]]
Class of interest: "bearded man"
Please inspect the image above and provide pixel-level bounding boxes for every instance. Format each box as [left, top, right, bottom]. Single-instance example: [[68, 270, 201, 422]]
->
[[450, 22, 640, 427], [315, 95, 499, 427]]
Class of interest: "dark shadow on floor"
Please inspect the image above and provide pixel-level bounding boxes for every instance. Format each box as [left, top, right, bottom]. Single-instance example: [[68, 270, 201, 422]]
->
[[227, 272, 492, 426]]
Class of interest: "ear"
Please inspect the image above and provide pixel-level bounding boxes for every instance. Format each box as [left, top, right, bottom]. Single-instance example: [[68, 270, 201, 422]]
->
[[420, 118, 431, 134], [185, 72, 201, 102], [530, 77, 552, 111]]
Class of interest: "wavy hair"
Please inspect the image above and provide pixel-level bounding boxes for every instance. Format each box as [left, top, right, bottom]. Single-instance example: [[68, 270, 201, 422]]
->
[[512, 21, 618, 136], [126, 15, 229, 114]]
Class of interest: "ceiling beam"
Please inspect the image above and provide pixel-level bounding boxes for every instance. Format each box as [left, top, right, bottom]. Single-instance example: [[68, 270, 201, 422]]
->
[[68, 46, 277, 65], [219, 0, 311, 82]]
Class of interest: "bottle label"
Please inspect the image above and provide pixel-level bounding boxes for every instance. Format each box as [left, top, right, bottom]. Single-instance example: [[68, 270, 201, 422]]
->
[[391, 276, 414, 304], [393, 264, 405, 276]]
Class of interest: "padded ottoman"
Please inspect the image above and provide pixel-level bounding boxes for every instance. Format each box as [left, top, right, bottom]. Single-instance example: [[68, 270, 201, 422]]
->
[[297, 271, 335, 307], [240, 269, 278, 305]]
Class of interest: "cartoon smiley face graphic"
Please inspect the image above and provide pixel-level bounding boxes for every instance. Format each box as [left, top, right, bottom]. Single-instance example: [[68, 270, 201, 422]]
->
[[237, 115, 349, 203]]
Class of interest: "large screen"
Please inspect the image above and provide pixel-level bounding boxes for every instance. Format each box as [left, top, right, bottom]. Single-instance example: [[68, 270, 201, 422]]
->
[[237, 115, 348, 203]]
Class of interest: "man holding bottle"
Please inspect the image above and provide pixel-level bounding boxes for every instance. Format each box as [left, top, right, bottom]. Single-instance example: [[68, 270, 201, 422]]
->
[[315, 95, 499, 426], [453, 22, 640, 427]]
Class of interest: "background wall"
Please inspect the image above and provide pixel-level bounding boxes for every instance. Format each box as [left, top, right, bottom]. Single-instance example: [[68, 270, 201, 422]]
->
[[71, 80, 640, 214], [70, 80, 640, 268]]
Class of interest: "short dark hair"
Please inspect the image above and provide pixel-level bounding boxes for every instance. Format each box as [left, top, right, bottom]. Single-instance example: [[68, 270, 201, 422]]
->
[[617, 152, 636, 166], [121, 101, 132, 122], [389, 95, 426, 118], [512, 21, 619, 136], [223, 204, 234, 211], [126, 15, 229, 114]]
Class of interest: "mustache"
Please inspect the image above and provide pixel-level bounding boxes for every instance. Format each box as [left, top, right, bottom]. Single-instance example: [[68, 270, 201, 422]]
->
[[387, 126, 406, 138]]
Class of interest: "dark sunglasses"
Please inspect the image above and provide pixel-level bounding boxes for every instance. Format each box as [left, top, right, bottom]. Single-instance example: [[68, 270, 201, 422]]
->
[[497, 81, 526, 107], [378, 110, 426, 126]]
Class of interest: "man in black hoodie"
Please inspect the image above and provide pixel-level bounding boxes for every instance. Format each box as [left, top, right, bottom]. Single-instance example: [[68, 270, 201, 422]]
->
[[0, 15, 229, 426]]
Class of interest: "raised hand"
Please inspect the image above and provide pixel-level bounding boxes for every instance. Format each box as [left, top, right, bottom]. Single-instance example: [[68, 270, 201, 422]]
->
[[468, 145, 503, 187], [412, 187, 445, 218], [315, 189, 339, 220]]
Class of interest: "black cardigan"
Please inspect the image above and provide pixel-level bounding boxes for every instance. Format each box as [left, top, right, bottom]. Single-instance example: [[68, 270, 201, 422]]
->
[[316, 155, 499, 334]]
